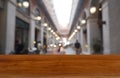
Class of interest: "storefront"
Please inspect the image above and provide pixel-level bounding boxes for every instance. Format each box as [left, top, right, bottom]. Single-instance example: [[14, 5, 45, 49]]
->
[[15, 17, 29, 50]]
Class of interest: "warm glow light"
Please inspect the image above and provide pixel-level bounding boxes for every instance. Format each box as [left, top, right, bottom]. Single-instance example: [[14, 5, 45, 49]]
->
[[50, 44, 54, 47], [56, 37, 60, 40], [74, 29, 78, 33], [77, 26, 81, 30], [18, 2, 22, 7], [54, 44, 57, 48], [51, 30, 54, 33], [43, 23, 48, 27], [48, 27, 51, 30], [35, 16, 41, 21], [90, 6, 97, 14], [69, 31, 77, 40], [56, 38, 59, 40], [99, 8, 102, 11], [23, 1, 29, 8], [53, 32, 56, 35], [34, 41, 36, 44], [59, 44, 62, 46], [81, 20, 86, 24]]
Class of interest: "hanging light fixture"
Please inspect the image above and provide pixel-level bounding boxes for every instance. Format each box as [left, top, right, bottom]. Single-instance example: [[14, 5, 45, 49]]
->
[[34, 41, 36, 44], [51, 30, 53, 33], [99, 8, 102, 11], [17, 2, 22, 7], [77, 26, 81, 30], [35, 16, 41, 21], [74, 29, 78, 33], [48, 27, 51, 31], [23, 0, 29, 8], [81, 19, 86, 25], [54, 44, 57, 48], [43, 23, 48, 27], [90, 6, 97, 14]]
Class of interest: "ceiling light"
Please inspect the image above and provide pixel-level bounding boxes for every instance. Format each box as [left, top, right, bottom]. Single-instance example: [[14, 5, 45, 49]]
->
[[18, 2, 22, 7], [54, 45, 57, 48], [50, 44, 53, 47], [74, 29, 78, 33], [51, 30, 53, 33], [56, 38, 58, 40], [56, 37, 60, 40], [34, 41, 36, 44], [81, 20, 86, 24], [77, 26, 81, 30], [43, 23, 48, 27], [99, 8, 102, 11], [35, 16, 41, 21], [59, 44, 62, 47], [90, 6, 97, 14], [48, 27, 51, 30], [53, 32, 56, 35], [23, 1, 29, 8]]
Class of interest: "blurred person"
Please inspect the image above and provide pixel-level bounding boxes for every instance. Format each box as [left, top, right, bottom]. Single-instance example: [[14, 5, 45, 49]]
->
[[74, 40, 81, 55]]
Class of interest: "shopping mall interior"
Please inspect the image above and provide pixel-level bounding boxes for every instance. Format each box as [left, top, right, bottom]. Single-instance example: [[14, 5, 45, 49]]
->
[[0, 0, 120, 55], [1, 0, 120, 77]]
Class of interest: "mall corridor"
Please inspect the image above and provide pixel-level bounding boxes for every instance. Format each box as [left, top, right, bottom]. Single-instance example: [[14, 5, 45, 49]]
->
[[0, 0, 120, 55], [1, 0, 120, 77]]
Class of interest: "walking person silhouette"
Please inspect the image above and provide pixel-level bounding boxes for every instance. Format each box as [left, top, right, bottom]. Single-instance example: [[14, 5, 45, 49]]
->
[[74, 40, 81, 55]]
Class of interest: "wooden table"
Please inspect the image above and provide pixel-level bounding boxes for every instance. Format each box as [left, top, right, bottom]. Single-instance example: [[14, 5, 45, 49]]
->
[[0, 55, 120, 78]]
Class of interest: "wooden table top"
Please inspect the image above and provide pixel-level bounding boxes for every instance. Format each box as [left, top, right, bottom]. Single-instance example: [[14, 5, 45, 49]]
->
[[0, 55, 120, 78]]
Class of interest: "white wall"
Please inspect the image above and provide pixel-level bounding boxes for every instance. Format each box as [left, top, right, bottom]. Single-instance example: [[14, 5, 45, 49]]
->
[[29, 14, 35, 48]]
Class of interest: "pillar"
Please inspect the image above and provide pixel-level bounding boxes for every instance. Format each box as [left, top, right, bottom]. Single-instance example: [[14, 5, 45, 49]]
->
[[29, 14, 35, 48], [80, 27, 86, 54], [102, 0, 120, 54], [40, 18, 45, 48], [78, 30, 81, 42], [102, 1, 111, 54], [5, 0, 16, 54], [87, 18, 101, 54]]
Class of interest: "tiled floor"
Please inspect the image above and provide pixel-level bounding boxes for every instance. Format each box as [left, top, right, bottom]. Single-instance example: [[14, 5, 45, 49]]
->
[[47, 46, 76, 55]]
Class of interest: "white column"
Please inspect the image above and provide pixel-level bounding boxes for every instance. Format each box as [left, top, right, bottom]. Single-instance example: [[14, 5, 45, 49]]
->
[[5, 0, 16, 54], [102, 1, 111, 54], [29, 14, 35, 48], [78, 30, 81, 42], [80, 27, 86, 54], [87, 18, 100, 54], [40, 18, 44, 48]]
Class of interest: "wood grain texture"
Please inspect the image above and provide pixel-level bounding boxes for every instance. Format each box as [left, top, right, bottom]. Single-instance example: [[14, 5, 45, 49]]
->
[[0, 55, 120, 77]]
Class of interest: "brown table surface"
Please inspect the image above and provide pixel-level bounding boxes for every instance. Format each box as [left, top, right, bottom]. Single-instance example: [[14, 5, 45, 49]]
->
[[0, 55, 120, 78]]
